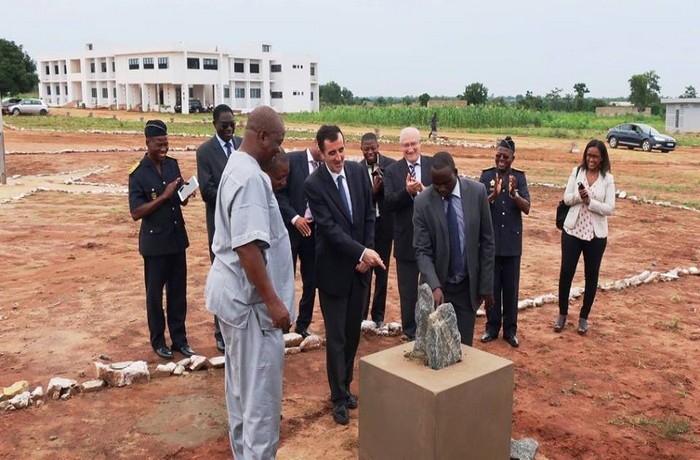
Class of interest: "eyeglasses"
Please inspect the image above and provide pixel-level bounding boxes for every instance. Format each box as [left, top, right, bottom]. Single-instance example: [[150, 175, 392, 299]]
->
[[217, 121, 235, 128], [402, 141, 419, 149]]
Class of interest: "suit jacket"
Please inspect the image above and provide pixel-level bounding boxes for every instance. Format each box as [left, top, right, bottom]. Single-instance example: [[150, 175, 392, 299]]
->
[[383, 155, 433, 261], [359, 153, 397, 238], [304, 161, 375, 297], [413, 177, 495, 311], [196, 135, 242, 246], [563, 166, 615, 237], [275, 149, 313, 243]]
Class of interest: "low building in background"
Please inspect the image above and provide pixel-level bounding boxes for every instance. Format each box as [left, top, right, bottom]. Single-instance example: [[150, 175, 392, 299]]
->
[[661, 98, 700, 133], [37, 42, 319, 114]]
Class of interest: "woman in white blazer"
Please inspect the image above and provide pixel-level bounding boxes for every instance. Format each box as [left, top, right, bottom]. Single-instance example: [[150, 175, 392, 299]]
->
[[554, 139, 615, 334]]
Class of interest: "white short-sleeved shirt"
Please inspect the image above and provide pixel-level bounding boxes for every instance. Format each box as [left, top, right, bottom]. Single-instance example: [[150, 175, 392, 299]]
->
[[205, 151, 295, 329]]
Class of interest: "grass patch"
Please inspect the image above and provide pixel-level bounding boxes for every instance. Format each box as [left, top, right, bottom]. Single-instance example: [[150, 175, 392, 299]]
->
[[670, 294, 682, 304], [610, 414, 693, 441]]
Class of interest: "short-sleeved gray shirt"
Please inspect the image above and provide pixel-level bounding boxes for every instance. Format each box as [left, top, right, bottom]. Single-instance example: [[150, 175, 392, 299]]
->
[[205, 150, 295, 329]]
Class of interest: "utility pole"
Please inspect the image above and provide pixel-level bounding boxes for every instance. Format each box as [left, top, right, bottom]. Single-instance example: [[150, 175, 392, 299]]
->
[[0, 109, 6, 184]]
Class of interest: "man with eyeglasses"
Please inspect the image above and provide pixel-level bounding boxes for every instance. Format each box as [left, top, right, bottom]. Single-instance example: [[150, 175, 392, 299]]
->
[[196, 104, 243, 353], [478, 136, 530, 348], [383, 127, 433, 340]]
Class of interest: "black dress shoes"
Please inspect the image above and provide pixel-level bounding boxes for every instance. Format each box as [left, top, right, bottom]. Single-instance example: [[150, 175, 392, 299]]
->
[[504, 336, 520, 348], [154, 346, 174, 360], [174, 344, 196, 357], [481, 332, 497, 343], [346, 394, 358, 410], [295, 328, 310, 339], [333, 401, 349, 425], [216, 339, 225, 353]]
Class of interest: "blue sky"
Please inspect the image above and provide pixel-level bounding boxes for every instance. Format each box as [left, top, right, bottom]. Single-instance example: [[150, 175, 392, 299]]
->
[[4, 0, 698, 98]]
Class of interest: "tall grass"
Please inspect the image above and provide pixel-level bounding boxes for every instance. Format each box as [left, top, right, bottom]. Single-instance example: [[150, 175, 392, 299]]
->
[[285, 105, 666, 132]]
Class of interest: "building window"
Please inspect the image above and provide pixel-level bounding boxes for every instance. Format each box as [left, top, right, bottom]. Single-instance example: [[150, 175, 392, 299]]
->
[[187, 58, 200, 69], [234, 62, 244, 73], [189, 88, 194, 98], [224, 87, 230, 98], [271, 91, 283, 99], [675, 109, 680, 129], [262, 44, 271, 52], [271, 64, 282, 73], [46, 86, 51, 95], [91, 88, 98, 98], [250, 88, 261, 99], [235, 88, 245, 99], [112, 61, 115, 72], [65, 85, 68, 95], [102, 88, 108, 98], [250, 63, 260, 73], [311, 92, 314, 101], [128, 58, 139, 70], [45, 65, 50, 75], [203, 58, 218, 70], [310, 66, 315, 76], [143, 58, 154, 69], [54, 65, 59, 74], [100, 62, 106, 73], [158, 57, 168, 69], [64, 64, 67, 74], [56, 85, 60, 95], [113, 88, 116, 98], [90, 62, 96, 73]]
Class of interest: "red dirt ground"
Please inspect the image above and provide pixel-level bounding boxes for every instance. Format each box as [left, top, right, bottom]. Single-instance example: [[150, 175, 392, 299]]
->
[[1, 127, 699, 459]]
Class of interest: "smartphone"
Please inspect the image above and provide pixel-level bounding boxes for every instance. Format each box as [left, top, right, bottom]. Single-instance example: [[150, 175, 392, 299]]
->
[[577, 182, 585, 191]]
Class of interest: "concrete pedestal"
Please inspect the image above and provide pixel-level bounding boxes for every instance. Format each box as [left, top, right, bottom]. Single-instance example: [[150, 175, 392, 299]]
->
[[359, 342, 513, 460]]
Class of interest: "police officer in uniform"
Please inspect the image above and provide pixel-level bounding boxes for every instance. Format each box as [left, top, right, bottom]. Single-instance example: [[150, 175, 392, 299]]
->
[[128, 120, 196, 359], [479, 136, 530, 347]]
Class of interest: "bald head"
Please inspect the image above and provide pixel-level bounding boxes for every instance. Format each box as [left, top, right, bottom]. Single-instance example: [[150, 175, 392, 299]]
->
[[246, 105, 284, 135], [240, 105, 285, 166]]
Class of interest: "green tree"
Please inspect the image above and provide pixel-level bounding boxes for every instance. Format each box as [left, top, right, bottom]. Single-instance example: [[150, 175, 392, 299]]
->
[[628, 70, 661, 110], [573, 82, 589, 111], [679, 85, 697, 98], [418, 93, 431, 107], [319, 81, 342, 105], [459, 82, 489, 105], [0, 39, 39, 95], [340, 87, 354, 105]]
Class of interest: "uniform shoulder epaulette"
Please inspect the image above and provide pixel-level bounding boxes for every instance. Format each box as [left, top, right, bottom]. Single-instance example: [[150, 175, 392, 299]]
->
[[511, 167, 524, 173], [128, 161, 141, 175]]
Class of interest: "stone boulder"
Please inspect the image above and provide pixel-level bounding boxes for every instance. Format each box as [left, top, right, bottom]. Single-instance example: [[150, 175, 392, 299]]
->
[[425, 303, 462, 370], [94, 361, 150, 387], [208, 356, 225, 368], [285, 346, 302, 355], [5, 391, 31, 410], [300, 335, 321, 351], [46, 377, 79, 400], [510, 437, 539, 460], [2, 380, 29, 400], [189, 355, 208, 371], [80, 379, 105, 393], [284, 332, 304, 347], [154, 362, 177, 377], [413, 283, 435, 356]]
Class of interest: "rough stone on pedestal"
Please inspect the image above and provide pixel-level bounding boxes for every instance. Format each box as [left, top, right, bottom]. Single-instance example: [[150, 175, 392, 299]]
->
[[412, 283, 434, 357], [425, 303, 462, 370]]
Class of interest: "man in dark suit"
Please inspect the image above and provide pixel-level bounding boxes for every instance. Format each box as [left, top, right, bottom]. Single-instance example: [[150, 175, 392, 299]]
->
[[305, 125, 385, 425], [413, 151, 495, 346], [359, 132, 396, 327], [382, 127, 432, 340], [275, 144, 323, 338], [479, 136, 530, 348], [196, 104, 242, 352]]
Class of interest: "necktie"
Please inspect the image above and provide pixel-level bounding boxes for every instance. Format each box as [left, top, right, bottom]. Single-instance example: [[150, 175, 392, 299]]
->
[[446, 195, 463, 278], [408, 163, 416, 179], [336, 175, 352, 218], [224, 141, 232, 159], [311, 160, 320, 172]]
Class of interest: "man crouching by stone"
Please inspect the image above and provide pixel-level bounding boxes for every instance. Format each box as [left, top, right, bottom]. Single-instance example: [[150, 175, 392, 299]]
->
[[205, 105, 294, 459]]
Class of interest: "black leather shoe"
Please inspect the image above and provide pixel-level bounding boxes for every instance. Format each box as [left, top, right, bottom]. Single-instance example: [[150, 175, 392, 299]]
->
[[481, 332, 497, 343], [504, 336, 520, 348], [216, 339, 225, 353], [347, 394, 358, 410], [295, 328, 310, 339], [174, 344, 196, 357], [333, 402, 349, 425], [554, 314, 567, 332], [154, 346, 173, 360]]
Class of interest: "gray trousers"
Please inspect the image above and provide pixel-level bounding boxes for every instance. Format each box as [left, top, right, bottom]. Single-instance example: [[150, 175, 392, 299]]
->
[[220, 314, 284, 459]]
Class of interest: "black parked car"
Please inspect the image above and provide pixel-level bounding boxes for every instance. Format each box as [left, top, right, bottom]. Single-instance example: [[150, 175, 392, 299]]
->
[[174, 98, 203, 113], [606, 123, 676, 153]]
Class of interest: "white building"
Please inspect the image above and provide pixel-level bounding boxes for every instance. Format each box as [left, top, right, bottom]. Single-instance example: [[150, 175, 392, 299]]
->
[[38, 42, 319, 114], [661, 98, 700, 133]]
